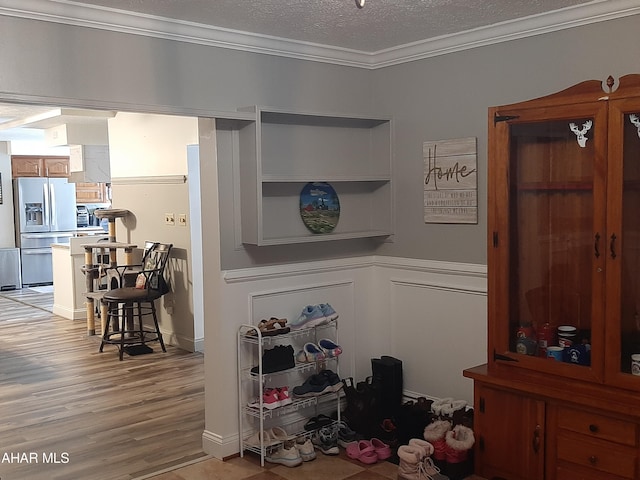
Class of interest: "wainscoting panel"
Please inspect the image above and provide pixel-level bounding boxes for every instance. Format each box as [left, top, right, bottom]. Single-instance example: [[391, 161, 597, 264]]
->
[[205, 256, 486, 459], [376, 257, 487, 404]]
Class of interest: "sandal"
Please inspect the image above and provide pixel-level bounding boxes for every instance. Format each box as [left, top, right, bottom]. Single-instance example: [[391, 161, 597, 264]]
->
[[256, 318, 290, 336], [370, 438, 391, 460], [346, 440, 378, 464], [304, 414, 333, 431]]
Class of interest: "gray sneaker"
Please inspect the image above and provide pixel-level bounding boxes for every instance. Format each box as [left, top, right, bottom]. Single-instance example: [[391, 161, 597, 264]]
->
[[265, 445, 302, 467], [312, 426, 339, 455]]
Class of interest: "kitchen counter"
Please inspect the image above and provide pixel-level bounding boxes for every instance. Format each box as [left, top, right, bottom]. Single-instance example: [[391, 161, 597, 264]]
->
[[52, 235, 109, 320]]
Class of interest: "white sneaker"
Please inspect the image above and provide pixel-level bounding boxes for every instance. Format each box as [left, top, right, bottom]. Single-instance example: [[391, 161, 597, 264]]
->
[[265, 445, 303, 467], [295, 438, 317, 462]]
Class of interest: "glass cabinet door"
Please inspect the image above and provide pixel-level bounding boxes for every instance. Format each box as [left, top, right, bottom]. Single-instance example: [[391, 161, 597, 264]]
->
[[491, 102, 608, 381], [607, 98, 640, 386]]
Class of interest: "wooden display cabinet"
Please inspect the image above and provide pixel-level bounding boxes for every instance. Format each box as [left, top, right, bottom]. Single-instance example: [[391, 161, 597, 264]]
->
[[465, 75, 640, 479]]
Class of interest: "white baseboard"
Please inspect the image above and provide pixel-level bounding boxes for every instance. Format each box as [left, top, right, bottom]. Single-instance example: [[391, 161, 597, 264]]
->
[[202, 429, 239, 460], [52, 304, 87, 320]]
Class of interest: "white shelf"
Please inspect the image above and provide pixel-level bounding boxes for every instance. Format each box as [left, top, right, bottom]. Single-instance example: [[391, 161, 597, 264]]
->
[[234, 106, 394, 246]]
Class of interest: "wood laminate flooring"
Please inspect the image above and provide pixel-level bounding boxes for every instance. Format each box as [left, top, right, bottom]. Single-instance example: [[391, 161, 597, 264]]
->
[[0, 289, 205, 480]]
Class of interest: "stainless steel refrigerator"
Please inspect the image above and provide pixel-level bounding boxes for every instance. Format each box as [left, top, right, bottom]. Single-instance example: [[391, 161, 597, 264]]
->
[[14, 177, 77, 286]]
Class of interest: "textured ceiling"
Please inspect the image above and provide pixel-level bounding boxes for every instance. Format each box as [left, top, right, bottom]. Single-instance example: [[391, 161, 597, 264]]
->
[[69, 0, 594, 52]]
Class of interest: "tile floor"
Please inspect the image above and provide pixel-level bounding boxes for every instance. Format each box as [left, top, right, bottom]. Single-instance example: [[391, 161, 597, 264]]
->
[[143, 451, 485, 480]]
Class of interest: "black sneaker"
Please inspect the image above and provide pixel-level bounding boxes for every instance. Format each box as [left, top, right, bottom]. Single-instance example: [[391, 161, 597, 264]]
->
[[292, 373, 333, 397], [251, 345, 295, 374], [319, 369, 343, 392]]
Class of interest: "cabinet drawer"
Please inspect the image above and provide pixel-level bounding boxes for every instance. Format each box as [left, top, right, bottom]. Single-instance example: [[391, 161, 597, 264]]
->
[[556, 464, 630, 480], [556, 406, 637, 446], [556, 432, 637, 478]]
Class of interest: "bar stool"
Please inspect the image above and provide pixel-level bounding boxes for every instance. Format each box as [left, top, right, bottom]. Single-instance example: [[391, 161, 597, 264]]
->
[[99, 242, 173, 360]]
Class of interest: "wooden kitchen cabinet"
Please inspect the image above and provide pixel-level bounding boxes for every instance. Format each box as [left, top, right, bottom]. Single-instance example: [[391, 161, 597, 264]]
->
[[465, 74, 640, 479], [11, 155, 70, 178], [74, 182, 108, 203]]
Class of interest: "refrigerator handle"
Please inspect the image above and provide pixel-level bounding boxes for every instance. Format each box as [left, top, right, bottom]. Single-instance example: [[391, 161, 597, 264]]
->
[[50, 181, 57, 228], [43, 182, 51, 228]]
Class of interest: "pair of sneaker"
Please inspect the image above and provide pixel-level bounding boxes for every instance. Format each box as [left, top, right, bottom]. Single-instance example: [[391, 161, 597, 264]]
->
[[289, 303, 339, 330], [292, 370, 342, 397], [248, 386, 292, 410], [312, 425, 339, 455], [265, 436, 318, 467]]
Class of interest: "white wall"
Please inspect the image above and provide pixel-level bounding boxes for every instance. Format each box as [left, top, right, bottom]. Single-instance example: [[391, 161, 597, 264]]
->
[[108, 113, 200, 351], [108, 112, 197, 178], [0, 143, 15, 248]]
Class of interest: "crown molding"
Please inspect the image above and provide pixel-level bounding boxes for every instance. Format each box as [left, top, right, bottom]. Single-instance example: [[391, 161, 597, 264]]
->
[[1, 0, 639, 69]]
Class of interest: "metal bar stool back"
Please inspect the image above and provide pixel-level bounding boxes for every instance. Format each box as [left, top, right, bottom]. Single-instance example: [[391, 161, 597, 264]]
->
[[100, 242, 173, 360]]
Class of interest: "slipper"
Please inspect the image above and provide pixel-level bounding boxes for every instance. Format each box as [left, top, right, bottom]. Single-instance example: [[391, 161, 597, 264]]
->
[[268, 426, 292, 442], [304, 414, 333, 431], [295, 343, 326, 363], [370, 438, 391, 460], [346, 440, 378, 464], [245, 429, 277, 447], [318, 338, 342, 357]]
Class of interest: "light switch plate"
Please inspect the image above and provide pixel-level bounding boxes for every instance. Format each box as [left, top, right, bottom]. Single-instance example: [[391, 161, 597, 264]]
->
[[165, 213, 175, 226], [178, 214, 187, 226]]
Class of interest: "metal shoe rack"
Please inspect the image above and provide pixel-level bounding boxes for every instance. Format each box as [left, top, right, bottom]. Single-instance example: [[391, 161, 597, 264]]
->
[[237, 319, 341, 466]]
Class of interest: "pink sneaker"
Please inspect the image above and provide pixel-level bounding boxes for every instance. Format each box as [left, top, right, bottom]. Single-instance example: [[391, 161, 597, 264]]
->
[[277, 386, 292, 407], [248, 388, 281, 409]]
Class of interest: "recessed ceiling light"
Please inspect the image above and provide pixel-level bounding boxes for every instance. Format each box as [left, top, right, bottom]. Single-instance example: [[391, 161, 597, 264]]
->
[[355, 0, 365, 8]]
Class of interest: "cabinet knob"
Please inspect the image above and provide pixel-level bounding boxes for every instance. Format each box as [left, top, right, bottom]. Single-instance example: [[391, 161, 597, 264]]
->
[[588, 424, 598, 433], [589, 455, 598, 465]]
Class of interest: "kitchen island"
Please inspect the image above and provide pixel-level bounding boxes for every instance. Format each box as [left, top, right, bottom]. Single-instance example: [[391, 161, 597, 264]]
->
[[52, 233, 108, 320]]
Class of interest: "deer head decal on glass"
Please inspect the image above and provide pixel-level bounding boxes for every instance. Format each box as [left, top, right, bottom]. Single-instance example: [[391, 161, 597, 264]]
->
[[569, 120, 593, 148], [630, 114, 640, 139]]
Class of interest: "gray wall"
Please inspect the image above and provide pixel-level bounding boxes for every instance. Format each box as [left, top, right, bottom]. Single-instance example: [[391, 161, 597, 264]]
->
[[1, 14, 639, 269], [0, 15, 381, 270], [372, 16, 640, 265]]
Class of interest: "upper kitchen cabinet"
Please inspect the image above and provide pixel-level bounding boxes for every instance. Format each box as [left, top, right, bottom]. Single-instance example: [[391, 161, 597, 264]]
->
[[11, 156, 70, 178], [236, 106, 393, 246]]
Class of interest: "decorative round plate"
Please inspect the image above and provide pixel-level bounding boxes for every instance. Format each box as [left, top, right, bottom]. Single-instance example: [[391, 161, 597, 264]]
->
[[299, 182, 340, 234]]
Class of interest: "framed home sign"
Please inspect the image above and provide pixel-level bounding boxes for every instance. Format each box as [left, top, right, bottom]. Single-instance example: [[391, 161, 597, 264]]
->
[[423, 137, 477, 224]]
